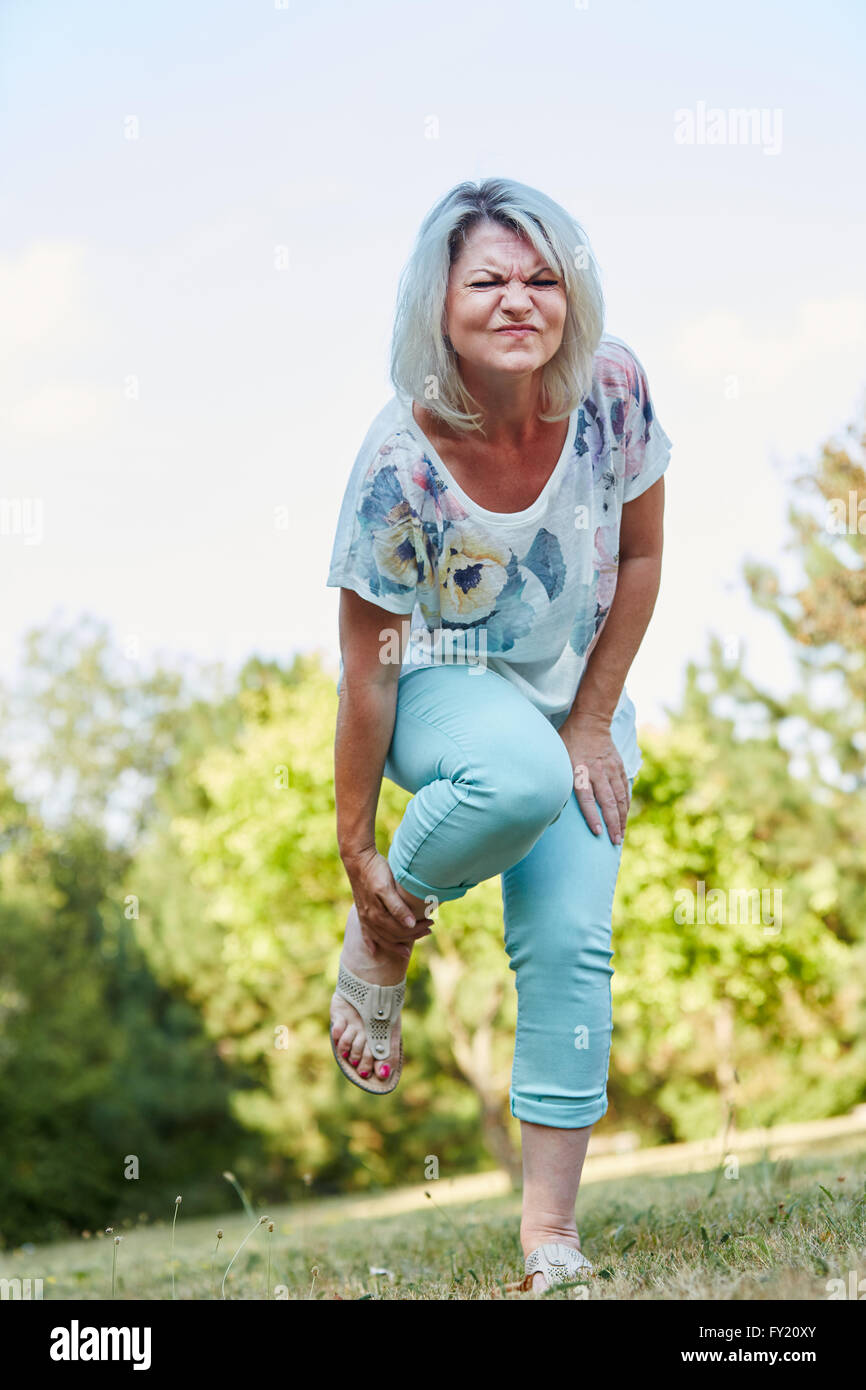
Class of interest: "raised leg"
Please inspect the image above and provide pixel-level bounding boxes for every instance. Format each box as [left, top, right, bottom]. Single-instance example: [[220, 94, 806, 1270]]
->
[[384, 665, 575, 903], [332, 663, 576, 1081]]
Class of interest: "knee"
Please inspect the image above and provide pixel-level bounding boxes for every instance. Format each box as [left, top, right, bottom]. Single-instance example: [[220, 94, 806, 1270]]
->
[[505, 854, 618, 969], [509, 898, 615, 977], [494, 726, 574, 829]]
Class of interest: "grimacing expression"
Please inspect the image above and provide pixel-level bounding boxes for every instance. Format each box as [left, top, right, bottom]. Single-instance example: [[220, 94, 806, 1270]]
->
[[443, 220, 567, 378]]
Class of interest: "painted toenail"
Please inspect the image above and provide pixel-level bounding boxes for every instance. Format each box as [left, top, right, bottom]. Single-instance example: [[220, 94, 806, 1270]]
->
[[341, 1052, 349, 1059], [380, 1065, 390, 1078], [350, 1059, 358, 1067], [359, 1071, 370, 1078]]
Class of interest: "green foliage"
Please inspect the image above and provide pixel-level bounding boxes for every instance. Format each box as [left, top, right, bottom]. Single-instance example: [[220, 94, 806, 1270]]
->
[[609, 700, 866, 1142], [0, 767, 264, 1249]]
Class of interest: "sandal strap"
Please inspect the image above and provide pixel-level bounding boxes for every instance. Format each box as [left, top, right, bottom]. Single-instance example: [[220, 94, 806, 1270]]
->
[[524, 1242, 593, 1285], [336, 961, 406, 1061]]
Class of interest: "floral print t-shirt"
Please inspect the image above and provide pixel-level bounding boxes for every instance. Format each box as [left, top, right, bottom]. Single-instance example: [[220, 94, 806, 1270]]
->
[[326, 334, 673, 778]]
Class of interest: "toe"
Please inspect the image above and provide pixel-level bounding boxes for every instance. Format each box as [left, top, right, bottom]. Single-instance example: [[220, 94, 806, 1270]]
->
[[334, 1014, 356, 1060], [347, 1029, 365, 1068], [357, 1041, 375, 1080], [374, 1027, 400, 1080], [374, 1045, 396, 1080], [331, 997, 349, 1048], [332, 1020, 351, 1057]]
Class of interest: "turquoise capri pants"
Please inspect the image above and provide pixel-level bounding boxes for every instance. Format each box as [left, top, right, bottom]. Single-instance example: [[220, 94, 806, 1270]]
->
[[382, 662, 633, 1131]]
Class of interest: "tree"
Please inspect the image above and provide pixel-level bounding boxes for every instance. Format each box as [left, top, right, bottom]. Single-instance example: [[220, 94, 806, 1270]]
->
[[606, 408, 866, 1142], [0, 760, 265, 1248]]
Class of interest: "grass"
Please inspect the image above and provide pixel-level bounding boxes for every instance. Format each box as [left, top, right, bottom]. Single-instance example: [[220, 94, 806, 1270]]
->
[[4, 1142, 866, 1300]]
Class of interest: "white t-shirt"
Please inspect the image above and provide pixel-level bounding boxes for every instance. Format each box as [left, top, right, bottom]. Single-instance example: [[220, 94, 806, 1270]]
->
[[327, 333, 673, 779]]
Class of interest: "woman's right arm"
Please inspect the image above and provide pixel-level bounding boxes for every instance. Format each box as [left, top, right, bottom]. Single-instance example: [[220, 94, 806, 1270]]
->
[[335, 587, 432, 959]]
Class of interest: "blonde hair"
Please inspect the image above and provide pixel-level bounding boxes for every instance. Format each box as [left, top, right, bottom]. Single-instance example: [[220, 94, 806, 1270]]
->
[[390, 177, 605, 435]]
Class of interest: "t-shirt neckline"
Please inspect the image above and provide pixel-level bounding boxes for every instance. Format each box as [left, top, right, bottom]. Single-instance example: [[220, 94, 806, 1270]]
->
[[399, 393, 578, 527]]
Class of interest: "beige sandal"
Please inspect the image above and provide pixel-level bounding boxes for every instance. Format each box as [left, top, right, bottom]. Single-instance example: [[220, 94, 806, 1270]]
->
[[504, 1242, 595, 1294], [329, 959, 405, 1095]]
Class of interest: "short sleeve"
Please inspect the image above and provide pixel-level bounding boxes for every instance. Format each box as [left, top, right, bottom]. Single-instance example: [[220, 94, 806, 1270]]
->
[[327, 445, 428, 615], [619, 347, 673, 503]]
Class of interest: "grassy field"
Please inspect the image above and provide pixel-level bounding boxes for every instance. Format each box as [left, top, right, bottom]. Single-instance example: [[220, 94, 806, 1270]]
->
[[4, 1143, 866, 1301]]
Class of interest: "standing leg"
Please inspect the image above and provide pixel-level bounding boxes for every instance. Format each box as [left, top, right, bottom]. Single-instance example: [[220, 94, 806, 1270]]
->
[[502, 776, 633, 1289], [519, 1120, 593, 1264]]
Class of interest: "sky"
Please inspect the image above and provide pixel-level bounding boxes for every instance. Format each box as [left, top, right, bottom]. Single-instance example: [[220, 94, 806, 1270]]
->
[[1, 0, 865, 752]]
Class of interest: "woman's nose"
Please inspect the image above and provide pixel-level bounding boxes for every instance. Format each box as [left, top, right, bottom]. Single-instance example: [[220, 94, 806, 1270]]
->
[[498, 280, 534, 309]]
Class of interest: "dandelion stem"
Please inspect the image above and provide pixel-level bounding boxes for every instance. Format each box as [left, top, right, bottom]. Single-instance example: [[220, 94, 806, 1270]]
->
[[211, 1231, 223, 1300], [424, 1190, 476, 1262], [221, 1216, 269, 1300], [222, 1170, 256, 1222], [170, 1197, 182, 1300]]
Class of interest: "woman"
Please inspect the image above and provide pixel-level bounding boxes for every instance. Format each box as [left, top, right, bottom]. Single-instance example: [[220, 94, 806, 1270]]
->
[[326, 178, 672, 1294]]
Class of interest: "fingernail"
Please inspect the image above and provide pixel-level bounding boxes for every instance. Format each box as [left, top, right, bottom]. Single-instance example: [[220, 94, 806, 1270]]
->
[[380, 1064, 391, 1078]]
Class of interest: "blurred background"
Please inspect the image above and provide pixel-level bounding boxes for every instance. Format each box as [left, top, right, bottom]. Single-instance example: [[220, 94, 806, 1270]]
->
[[1, 0, 864, 1249]]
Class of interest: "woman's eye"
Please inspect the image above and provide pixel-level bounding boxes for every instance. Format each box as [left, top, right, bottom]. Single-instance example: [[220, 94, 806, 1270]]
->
[[469, 279, 559, 288]]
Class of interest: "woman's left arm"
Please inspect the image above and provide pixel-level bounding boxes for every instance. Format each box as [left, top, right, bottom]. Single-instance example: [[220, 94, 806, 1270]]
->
[[558, 475, 666, 843]]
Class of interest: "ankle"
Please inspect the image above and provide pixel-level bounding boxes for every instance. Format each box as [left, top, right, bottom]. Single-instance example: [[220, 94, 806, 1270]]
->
[[520, 1220, 580, 1257], [342, 910, 412, 981]]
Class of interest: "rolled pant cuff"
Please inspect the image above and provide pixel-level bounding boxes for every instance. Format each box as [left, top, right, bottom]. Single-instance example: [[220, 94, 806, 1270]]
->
[[510, 1092, 609, 1129], [387, 850, 472, 905]]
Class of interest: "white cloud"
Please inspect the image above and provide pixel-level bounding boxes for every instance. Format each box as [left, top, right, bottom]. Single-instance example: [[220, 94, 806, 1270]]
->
[[0, 241, 105, 364], [674, 298, 866, 392], [0, 241, 117, 444], [0, 381, 121, 442]]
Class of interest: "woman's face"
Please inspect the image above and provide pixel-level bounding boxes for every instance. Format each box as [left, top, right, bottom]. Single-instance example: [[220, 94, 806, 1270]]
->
[[443, 219, 567, 383]]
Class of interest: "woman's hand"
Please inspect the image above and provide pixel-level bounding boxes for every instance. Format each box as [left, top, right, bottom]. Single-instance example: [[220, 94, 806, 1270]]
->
[[341, 845, 433, 961], [558, 711, 630, 845]]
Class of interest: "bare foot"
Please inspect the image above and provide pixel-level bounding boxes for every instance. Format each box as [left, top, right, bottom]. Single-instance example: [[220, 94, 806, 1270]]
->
[[330, 905, 410, 1082]]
